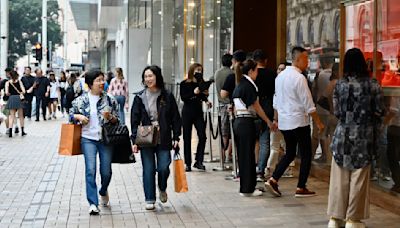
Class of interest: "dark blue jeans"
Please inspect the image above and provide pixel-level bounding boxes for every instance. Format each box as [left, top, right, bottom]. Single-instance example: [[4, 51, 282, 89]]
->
[[140, 147, 172, 203], [81, 137, 113, 206]]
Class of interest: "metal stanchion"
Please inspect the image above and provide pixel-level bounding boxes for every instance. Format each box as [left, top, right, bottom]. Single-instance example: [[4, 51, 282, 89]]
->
[[213, 109, 231, 171], [204, 109, 219, 163], [225, 111, 238, 180]]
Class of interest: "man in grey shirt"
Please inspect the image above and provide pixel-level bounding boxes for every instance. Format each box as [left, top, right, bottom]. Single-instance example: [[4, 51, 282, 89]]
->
[[211, 53, 233, 162], [311, 57, 333, 162]]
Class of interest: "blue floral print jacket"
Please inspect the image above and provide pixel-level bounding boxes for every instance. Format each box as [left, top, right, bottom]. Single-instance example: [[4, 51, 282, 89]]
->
[[69, 91, 120, 126], [330, 77, 385, 170]]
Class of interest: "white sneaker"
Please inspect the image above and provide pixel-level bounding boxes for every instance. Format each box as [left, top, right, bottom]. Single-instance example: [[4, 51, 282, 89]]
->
[[240, 189, 263, 197], [345, 221, 365, 228], [89, 204, 100, 215], [328, 217, 345, 228], [159, 191, 168, 203], [145, 203, 155, 210], [100, 192, 109, 206]]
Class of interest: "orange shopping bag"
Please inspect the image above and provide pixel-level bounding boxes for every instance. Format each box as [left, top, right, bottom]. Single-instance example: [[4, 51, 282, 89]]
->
[[58, 123, 82, 156], [173, 148, 188, 193]]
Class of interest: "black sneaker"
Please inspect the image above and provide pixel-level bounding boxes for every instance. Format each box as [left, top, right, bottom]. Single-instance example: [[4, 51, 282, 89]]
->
[[15, 127, 19, 134], [185, 166, 192, 172], [265, 179, 282, 197], [193, 162, 206, 171]]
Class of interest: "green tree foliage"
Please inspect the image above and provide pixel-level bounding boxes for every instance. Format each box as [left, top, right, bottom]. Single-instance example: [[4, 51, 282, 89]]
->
[[8, 0, 62, 66]]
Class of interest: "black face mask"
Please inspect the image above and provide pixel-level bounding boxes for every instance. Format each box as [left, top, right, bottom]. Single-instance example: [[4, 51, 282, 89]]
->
[[194, 72, 203, 82]]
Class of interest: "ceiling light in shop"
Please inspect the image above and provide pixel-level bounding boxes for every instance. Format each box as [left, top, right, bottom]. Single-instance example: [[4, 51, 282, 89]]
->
[[188, 40, 196, 46], [209, 34, 214, 38], [188, 2, 195, 8]]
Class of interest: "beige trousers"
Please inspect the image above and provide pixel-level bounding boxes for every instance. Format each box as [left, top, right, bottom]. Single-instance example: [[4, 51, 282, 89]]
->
[[327, 160, 370, 220]]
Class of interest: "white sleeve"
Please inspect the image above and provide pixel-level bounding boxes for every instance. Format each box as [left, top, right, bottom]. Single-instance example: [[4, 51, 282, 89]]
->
[[297, 76, 316, 114]]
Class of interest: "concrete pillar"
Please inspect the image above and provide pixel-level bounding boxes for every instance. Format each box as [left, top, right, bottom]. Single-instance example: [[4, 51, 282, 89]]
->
[[161, 0, 174, 84], [151, 0, 161, 66], [0, 0, 9, 73], [42, 0, 47, 72]]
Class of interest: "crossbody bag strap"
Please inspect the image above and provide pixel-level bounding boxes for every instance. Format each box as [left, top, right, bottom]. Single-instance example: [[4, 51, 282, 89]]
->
[[9, 80, 23, 95]]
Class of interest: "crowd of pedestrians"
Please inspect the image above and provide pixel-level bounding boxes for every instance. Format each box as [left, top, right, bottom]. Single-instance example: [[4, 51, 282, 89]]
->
[[2, 45, 399, 228]]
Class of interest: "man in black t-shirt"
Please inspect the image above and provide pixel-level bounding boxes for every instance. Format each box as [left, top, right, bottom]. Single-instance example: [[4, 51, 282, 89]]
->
[[21, 66, 36, 119], [221, 50, 247, 102], [253, 49, 277, 180], [33, 69, 50, 121]]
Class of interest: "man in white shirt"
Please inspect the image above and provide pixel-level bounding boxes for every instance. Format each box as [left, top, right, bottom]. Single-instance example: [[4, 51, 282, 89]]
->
[[265, 46, 324, 198]]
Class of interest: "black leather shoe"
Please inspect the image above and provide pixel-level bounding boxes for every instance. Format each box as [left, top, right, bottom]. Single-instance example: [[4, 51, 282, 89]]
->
[[185, 166, 191, 172], [193, 162, 206, 171], [15, 127, 19, 134]]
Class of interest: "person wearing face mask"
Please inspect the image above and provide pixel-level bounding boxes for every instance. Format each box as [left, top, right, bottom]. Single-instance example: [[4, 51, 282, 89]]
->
[[232, 59, 275, 197], [130, 65, 181, 211], [180, 63, 212, 172], [69, 70, 120, 215]]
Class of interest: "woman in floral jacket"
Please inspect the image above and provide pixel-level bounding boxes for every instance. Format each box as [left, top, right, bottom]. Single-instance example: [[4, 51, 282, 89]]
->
[[327, 48, 385, 228], [69, 70, 119, 215]]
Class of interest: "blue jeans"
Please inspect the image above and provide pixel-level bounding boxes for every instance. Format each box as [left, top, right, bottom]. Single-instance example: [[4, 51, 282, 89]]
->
[[257, 127, 270, 174], [81, 137, 113, 206], [115, 95, 126, 125], [140, 147, 172, 203]]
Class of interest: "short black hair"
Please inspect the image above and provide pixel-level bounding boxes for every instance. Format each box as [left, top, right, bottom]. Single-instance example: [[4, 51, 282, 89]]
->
[[252, 49, 267, 62], [232, 50, 246, 62], [25, 66, 31, 71], [85, 69, 104, 89], [141, 65, 165, 90], [343, 48, 368, 78], [291, 46, 307, 60], [279, 62, 291, 66], [221, 54, 233, 67], [5, 67, 12, 72]]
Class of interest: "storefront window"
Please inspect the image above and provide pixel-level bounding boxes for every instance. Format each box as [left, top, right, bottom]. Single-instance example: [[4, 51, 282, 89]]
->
[[345, 0, 400, 194], [287, 0, 340, 79], [172, 0, 233, 81], [287, 0, 341, 166]]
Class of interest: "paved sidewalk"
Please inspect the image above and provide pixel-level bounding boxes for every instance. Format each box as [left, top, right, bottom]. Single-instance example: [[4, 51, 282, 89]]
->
[[0, 117, 399, 228]]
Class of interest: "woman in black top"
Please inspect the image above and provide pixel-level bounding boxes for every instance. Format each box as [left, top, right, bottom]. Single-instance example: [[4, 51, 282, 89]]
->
[[180, 63, 212, 171], [59, 71, 67, 116], [232, 60, 274, 197], [5, 71, 27, 137]]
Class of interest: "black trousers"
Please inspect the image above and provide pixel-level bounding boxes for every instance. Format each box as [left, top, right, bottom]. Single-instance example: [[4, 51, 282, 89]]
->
[[35, 96, 48, 120], [182, 107, 206, 166], [23, 96, 33, 118], [234, 117, 257, 193], [60, 89, 66, 113], [272, 125, 312, 188], [387, 125, 400, 187]]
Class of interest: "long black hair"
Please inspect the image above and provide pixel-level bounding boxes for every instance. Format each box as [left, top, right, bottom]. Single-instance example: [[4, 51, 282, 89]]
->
[[141, 65, 165, 90], [343, 48, 369, 78]]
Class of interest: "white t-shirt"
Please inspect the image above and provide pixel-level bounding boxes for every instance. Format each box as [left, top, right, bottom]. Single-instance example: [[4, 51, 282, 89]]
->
[[82, 93, 101, 141], [49, 81, 59, 99]]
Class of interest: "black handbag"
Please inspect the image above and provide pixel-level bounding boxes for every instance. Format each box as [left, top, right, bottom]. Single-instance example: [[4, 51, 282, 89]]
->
[[102, 124, 130, 145], [112, 141, 136, 164]]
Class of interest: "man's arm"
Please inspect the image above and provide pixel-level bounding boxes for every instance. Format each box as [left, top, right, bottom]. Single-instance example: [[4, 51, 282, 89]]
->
[[220, 89, 229, 99]]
